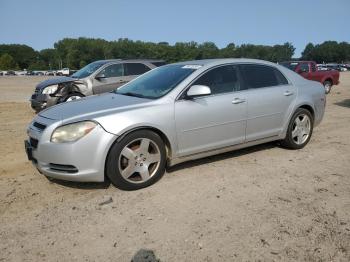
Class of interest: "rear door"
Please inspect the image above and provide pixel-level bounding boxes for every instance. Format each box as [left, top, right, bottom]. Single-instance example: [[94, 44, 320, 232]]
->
[[92, 63, 125, 94], [175, 65, 247, 156], [239, 64, 296, 141]]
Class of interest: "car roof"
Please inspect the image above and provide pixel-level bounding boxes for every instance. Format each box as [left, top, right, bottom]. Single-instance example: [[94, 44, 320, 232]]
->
[[172, 58, 280, 68], [94, 59, 165, 63], [280, 61, 313, 63]]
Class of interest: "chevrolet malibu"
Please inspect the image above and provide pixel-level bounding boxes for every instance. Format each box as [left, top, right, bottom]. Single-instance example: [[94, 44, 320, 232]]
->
[[25, 59, 326, 190]]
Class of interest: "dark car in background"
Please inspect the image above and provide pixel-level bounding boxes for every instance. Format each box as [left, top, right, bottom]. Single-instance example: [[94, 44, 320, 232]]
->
[[30, 59, 165, 112]]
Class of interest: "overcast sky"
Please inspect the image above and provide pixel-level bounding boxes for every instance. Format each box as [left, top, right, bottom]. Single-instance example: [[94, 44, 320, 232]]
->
[[0, 0, 349, 57]]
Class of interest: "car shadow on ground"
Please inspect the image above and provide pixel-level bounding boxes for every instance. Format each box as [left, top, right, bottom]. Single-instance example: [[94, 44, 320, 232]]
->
[[166, 141, 278, 173], [334, 99, 350, 108], [46, 177, 111, 190]]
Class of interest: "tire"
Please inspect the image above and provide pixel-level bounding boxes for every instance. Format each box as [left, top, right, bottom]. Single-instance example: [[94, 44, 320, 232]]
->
[[64, 92, 84, 102], [106, 130, 167, 190], [281, 108, 313, 150], [323, 80, 332, 94]]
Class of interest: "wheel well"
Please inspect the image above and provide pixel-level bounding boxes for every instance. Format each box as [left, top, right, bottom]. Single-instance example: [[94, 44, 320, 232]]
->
[[324, 78, 333, 85], [117, 127, 173, 158], [299, 105, 314, 119]]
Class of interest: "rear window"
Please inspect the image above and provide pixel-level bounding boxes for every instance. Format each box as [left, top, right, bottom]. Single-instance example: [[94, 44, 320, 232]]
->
[[124, 63, 151, 76], [280, 62, 299, 71], [239, 64, 288, 89]]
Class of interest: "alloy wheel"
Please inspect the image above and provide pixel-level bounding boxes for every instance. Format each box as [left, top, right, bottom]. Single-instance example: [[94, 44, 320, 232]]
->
[[118, 138, 161, 184], [291, 114, 311, 145]]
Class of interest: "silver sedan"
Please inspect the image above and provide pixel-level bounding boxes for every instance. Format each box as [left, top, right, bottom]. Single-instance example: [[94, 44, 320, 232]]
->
[[25, 59, 326, 190]]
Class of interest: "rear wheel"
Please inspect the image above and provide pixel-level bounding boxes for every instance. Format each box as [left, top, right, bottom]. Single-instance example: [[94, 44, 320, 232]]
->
[[106, 130, 166, 190], [281, 108, 313, 149], [323, 80, 332, 94]]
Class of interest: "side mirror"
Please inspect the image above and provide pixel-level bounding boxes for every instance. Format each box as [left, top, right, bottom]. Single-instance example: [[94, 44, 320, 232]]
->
[[186, 85, 211, 98], [95, 73, 106, 81]]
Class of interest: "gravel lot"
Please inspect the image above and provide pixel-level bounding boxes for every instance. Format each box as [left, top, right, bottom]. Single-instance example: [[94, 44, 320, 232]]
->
[[0, 74, 349, 261]]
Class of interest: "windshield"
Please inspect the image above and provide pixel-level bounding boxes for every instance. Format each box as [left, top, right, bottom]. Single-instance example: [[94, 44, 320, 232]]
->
[[114, 64, 197, 99], [71, 61, 108, 78], [280, 62, 299, 71]]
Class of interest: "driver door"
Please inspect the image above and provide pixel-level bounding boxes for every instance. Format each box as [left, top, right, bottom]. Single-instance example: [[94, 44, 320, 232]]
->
[[174, 65, 247, 156], [92, 63, 126, 94]]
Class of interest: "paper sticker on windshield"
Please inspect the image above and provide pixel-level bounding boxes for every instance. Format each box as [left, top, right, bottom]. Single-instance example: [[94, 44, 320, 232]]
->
[[182, 65, 202, 69]]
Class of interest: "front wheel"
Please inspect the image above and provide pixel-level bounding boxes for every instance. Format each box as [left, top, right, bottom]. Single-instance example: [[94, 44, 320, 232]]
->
[[281, 108, 313, 149], [323, 80, 332, 94], [106, 130, 167, 190], [64, 92, 84, 102]]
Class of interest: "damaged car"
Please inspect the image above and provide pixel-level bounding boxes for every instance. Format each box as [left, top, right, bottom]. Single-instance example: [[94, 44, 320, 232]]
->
[[30, 59, 165, 112]]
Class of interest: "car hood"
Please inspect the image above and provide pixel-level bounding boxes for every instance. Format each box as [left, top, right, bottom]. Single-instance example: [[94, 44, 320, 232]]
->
[[39, 93, 152, 122], [36, 76, 80, 90]]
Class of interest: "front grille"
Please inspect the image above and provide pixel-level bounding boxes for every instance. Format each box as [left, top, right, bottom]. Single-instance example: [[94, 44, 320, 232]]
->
[[49, 163, 78, 173], [33, 122, 46, 131], [30, 137, 38, 149]]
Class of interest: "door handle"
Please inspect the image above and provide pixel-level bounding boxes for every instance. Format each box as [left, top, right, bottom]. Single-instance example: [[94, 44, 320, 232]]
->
[[284, 91, 294, 96], [232, 98, 246, 104]]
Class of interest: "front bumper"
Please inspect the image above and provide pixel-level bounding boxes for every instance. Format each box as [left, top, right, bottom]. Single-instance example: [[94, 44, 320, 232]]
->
[[30, 93, 60, 111], [25, 116, 117, 182]]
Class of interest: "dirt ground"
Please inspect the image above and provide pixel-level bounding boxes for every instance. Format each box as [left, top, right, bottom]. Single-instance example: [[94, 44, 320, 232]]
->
[[0, 74, 349, 262]]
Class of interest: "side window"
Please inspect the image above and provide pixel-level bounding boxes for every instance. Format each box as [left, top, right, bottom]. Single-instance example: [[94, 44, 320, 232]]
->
[[239, 64, 280, 88], [192, 65, 240, 95], [311, 63, 317, 72], [299, 63, 309, 73], [274, 68, 289, 85], [124, 63, 151, 76], [100, 64, 123, 78]]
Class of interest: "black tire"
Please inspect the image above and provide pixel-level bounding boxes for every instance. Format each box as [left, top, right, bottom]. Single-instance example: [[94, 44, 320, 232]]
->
[[281, 108, 314, 150], [106, 130, 167, 190], [63, 92, 84, 102], [323, 80, 332, 94]]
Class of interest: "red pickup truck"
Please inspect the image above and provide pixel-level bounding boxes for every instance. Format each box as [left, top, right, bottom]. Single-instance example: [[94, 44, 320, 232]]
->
[[280, 61, 340, 94]]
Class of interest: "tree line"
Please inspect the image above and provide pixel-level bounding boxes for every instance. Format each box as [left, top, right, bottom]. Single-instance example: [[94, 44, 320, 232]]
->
[[0, 38, 349, 71]]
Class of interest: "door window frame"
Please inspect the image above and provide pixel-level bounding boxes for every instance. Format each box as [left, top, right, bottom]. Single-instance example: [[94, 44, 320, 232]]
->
[[176, 63, 245, 101], [238, 63, 291, 90], [96, 63, 124, 78]]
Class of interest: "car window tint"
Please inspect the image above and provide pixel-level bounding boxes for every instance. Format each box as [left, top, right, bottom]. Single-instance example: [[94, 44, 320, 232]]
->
[[192, 65, 240, 95], [274, 68, 289, 85], [124, 63, 151, 76], [101, 64, 123, 78], [299, 63, 309, 72], [239, 64, 281, 88]]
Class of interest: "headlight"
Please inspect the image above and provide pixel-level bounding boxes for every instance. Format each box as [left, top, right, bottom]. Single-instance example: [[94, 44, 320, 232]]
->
[[51, 121, 97, 143], [42, 85, 58, 94]]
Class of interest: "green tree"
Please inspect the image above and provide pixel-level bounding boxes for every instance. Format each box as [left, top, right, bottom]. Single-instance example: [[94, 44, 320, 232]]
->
[[0, 53, 18, 70], [0, 44, 37, 69], [301, 43, 315, 60]]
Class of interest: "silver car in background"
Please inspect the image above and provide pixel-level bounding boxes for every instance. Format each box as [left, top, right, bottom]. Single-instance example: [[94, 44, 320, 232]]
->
[[25, 59, 326, 190], [30, 59, 165, 112]]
